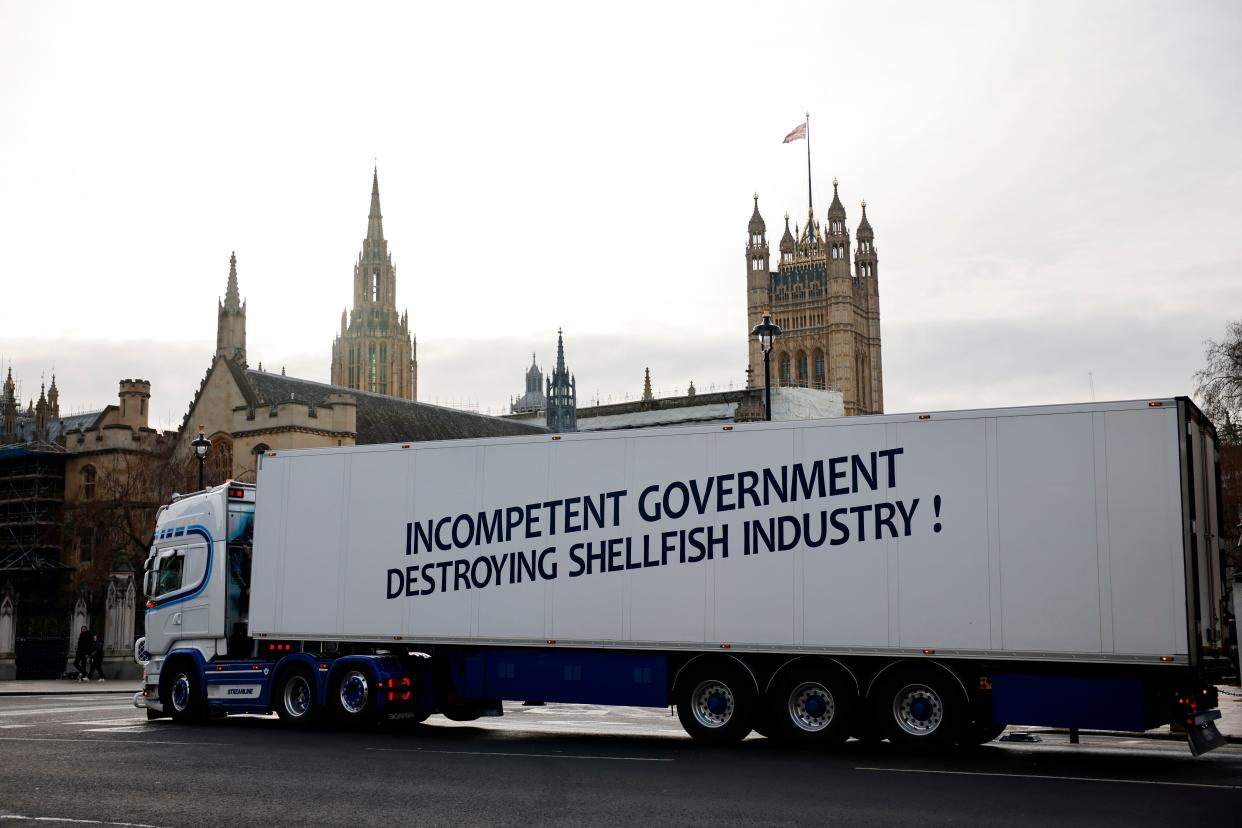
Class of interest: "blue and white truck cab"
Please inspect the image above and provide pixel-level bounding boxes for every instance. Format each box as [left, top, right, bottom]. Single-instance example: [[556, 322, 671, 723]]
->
[[137, 482, 257, 715], [135, 482, 451, 725]]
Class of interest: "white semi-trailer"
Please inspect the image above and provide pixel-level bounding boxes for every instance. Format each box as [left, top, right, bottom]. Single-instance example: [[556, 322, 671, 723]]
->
[[135, 398, 1234, 753]]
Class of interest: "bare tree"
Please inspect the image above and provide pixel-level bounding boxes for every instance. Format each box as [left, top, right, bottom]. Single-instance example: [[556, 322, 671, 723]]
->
[[62, 445, 195, 595], [1194, 320, 1242, 443]]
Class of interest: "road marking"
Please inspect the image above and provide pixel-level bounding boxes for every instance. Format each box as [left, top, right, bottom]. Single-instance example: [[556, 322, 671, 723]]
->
[[855, 766, 1240, 790], [366, 747, 672, 762], [1, 815, 169, 827], [0, 705, 132, 717], [0, 736, 228, 746]]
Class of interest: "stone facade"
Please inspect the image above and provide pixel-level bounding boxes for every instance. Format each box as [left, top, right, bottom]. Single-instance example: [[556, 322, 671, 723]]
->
[[330, 169, 418, 400], [745, 180, 883, 416], [0, 370, 172, 679]]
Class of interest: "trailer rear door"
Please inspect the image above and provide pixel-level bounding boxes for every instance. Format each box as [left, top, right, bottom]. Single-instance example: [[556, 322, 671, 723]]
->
[[1179, 398, 1227, 668]]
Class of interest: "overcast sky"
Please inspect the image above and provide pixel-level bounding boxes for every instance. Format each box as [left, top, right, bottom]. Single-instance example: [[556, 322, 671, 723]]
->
[[1, 1, 1239, 428]]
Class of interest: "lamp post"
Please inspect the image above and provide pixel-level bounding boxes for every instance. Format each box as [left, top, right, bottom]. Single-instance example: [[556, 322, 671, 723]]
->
[[191, 426, 211, 490], [750, 305, 781, 422]]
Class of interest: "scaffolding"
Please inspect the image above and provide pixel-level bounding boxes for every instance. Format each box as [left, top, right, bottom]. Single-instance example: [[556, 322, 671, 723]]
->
[[0, 443, 67, 573]]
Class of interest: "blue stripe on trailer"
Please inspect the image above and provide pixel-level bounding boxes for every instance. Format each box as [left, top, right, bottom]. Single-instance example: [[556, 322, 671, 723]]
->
[[992, 673, 1149, 732]]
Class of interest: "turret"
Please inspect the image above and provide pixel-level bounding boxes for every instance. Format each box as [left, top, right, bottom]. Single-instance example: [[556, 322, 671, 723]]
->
[[47, 374, 59, 418], [525, 353, 542, 396], [642, 368, 654, 402], [545, 329, 577, 433], [1, 367, 15, 441], [118, 379, 151, 430], [745, 194, 772, 389], [34, 383, 48, 442], [216, 252, 247, 366], [826, 178, 849, 263], [779, 213, 795, 266], [854, 200, 883, 415], [855, 200, 877, 281]]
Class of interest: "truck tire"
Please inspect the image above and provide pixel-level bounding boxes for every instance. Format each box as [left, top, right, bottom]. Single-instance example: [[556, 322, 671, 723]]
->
[[675, 662, 756, 743], [331, 668, 377, 727], [872, 665, 964, 749], [275, 667, 319, 727], [766, 668, 854, 748], [161, 663, 203, 724]]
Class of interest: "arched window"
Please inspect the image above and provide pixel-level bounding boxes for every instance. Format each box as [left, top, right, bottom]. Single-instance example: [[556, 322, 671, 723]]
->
[[778, 352, 792, 386], [207, 436, 233, 486], [796, 351, 808, 386], [372, 270, 380, 302], [814, 350, 826, 390], [82, 465, 97, 500], [252, 443, 270, 456]]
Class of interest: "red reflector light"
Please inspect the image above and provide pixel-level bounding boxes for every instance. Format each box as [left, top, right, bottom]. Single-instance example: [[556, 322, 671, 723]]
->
[[400, 691, 411, 702], [1148, 401, 1163, 407], [387, 691, 394, 702], [146, 600, 155, 609], [918, 414, 931, 420], [923, 649, 936, 655], [1160, 656, 1174, 662], [227, 487, 246, 499]]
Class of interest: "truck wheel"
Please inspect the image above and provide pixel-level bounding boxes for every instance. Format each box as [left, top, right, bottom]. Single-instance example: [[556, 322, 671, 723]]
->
[[676, 663, 756, 743], [276, 668, 319, 727], [873, 666, 963, 748], [332, 669, 376, 727], [767, 669, 854, 747], [162, 665, 203, 724]]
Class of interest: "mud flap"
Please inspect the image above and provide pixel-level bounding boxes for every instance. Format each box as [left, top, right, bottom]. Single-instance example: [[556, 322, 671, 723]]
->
[[1186, 709, 1226, 756]]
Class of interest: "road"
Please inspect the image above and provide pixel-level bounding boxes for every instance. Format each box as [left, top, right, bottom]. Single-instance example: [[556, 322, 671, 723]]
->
[[0, 693, 1238, 827]]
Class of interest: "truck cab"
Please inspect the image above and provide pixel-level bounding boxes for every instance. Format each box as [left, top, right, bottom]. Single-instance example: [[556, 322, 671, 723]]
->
[[137, 483, 255, 714]]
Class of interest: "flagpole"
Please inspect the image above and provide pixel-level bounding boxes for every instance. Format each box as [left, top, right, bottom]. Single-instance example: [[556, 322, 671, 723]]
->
[[805, 111, 813, 215]]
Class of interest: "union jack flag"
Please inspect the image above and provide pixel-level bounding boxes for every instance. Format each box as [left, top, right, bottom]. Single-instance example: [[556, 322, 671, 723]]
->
[[782, 122, 807, 143]]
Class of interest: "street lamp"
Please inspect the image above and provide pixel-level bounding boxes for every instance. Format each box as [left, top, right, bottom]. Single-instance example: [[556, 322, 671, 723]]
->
[[750, 305, 781, 422], [191, 425, 211, 490]]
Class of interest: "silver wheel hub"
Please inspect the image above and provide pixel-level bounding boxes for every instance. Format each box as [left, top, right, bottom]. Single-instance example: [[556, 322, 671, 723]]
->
[[339, 671, 370, 715], [690, 679, 735, 729], [788, 681, 835, 732], [893, 683, 944, 736], [171, 674, 191, 712], [284, 675, 313, 718]]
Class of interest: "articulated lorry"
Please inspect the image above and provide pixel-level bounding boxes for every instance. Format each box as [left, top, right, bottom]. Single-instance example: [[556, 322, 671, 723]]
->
[[135, 397, 1235, 753]]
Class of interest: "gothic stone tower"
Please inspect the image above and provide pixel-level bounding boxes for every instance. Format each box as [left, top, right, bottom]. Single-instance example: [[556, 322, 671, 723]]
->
[[330, 168, 418, 399], [745, 180, 883, 416], [546, 329, 577, 433], [217, 251, 247, 366]]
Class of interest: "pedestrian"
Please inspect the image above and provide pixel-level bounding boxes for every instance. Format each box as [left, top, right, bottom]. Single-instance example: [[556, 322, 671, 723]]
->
[[88, 634, 105, 682], [73, 625, 92, 681]]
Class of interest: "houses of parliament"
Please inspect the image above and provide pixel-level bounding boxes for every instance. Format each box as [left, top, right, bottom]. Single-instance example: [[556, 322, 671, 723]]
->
[[744, 179, 883, 416]]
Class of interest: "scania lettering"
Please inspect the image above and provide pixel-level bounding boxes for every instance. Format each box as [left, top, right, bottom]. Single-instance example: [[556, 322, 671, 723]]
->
[[135, 399, 1235, 754]]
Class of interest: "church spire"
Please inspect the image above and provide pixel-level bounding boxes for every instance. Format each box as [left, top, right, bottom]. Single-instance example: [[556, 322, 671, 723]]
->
[[216, 251, 247, 366], [367, 166, 384, 244], [546, 329, 577, 433], [224, 250, 241, 311], [642, 367, 653, 402]]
